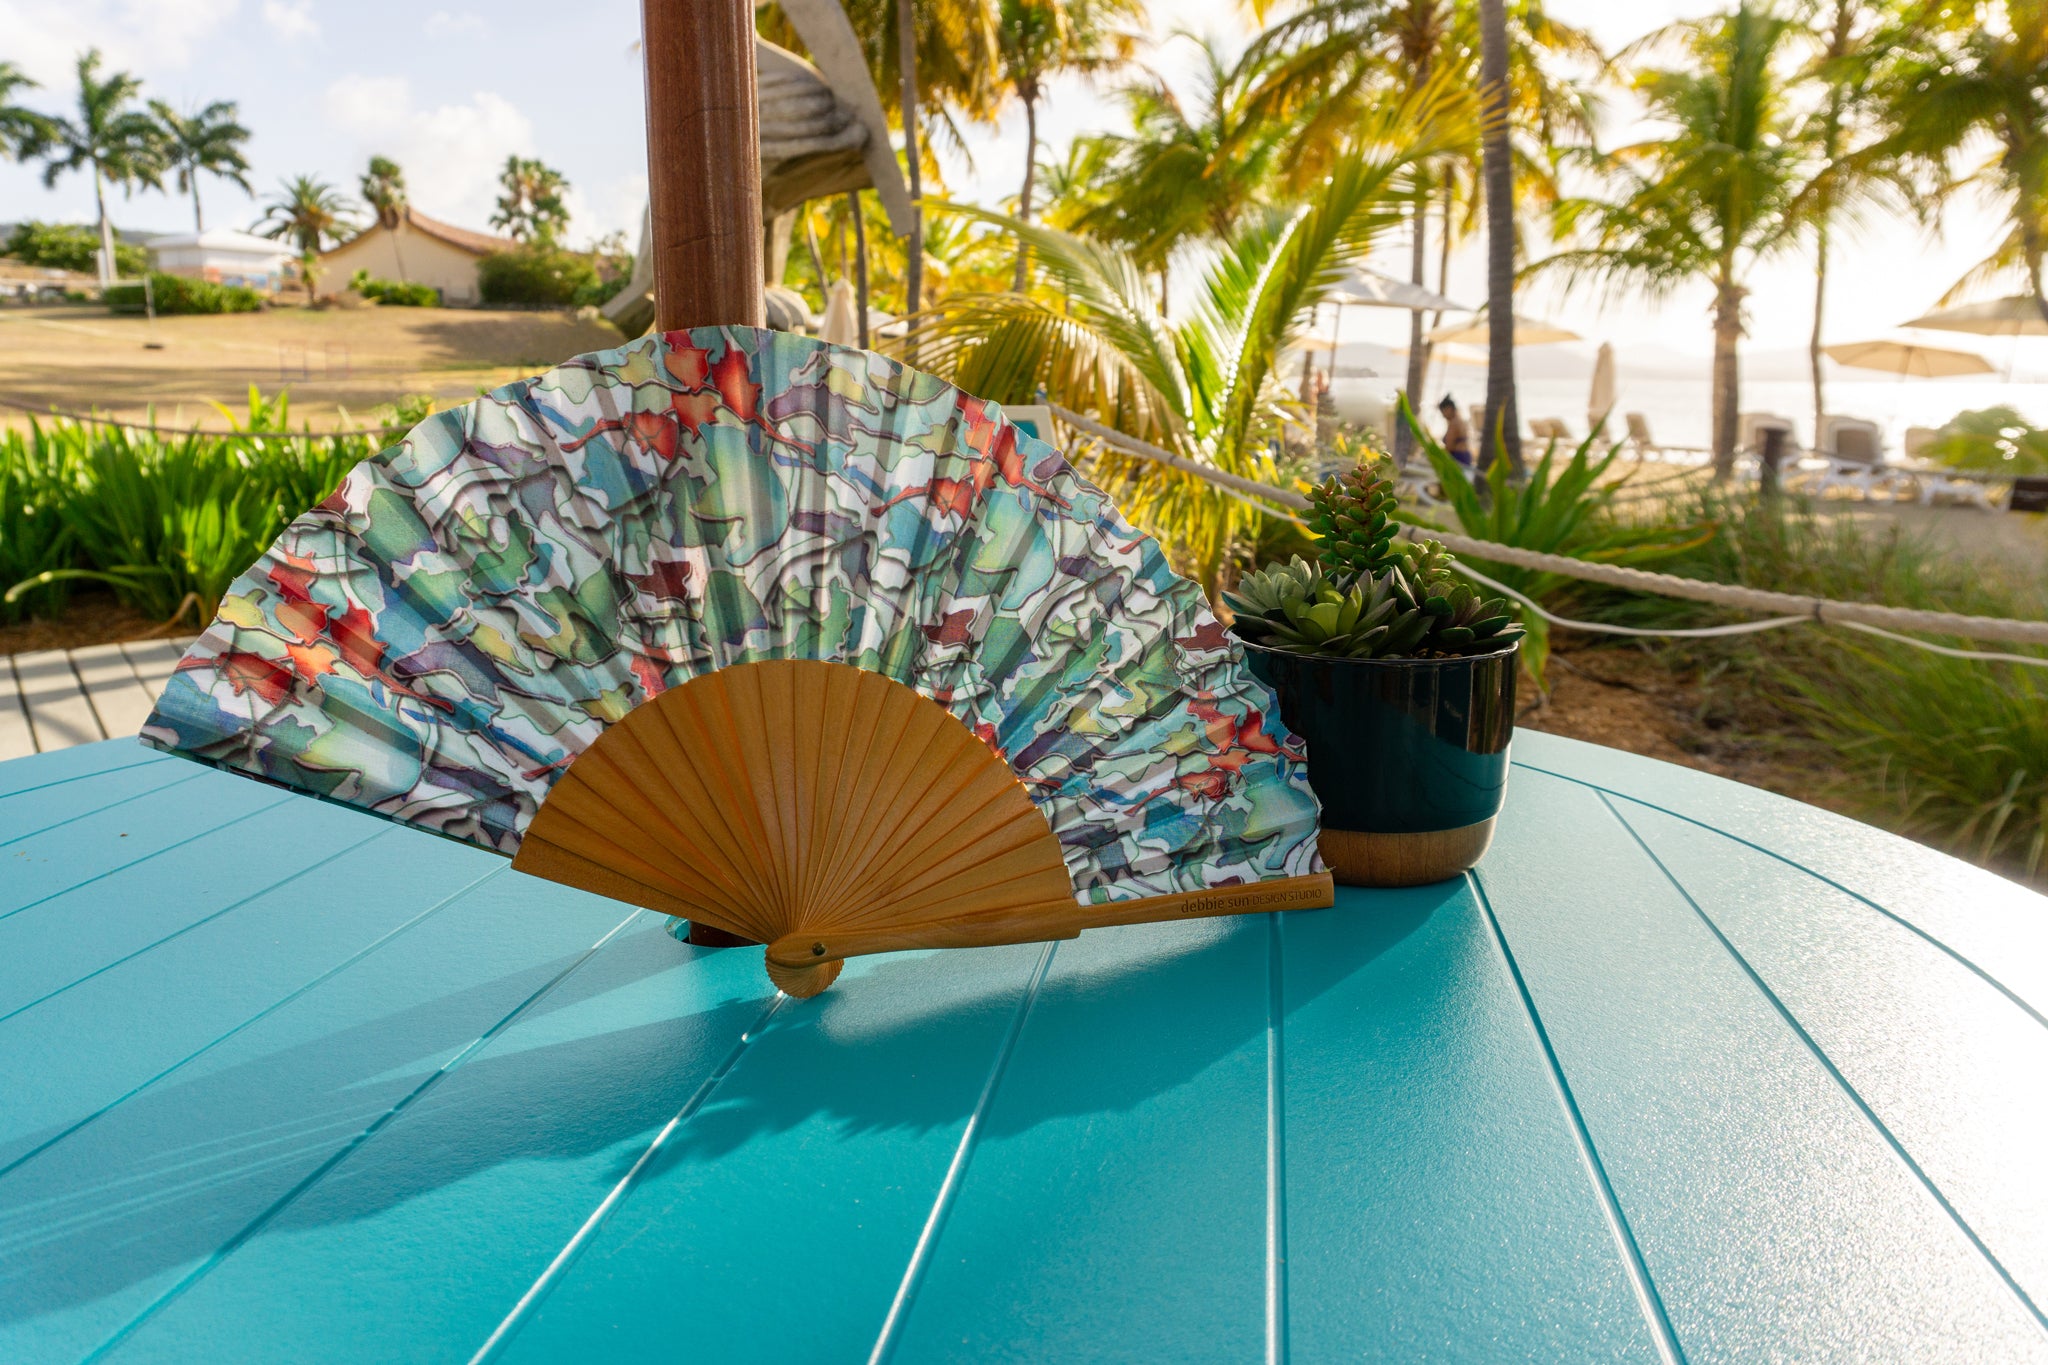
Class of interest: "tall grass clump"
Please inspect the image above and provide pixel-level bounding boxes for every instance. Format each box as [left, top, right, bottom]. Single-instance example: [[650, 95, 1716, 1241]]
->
[[1590, 487, 2048, 883], [1, 389, 423, 626]]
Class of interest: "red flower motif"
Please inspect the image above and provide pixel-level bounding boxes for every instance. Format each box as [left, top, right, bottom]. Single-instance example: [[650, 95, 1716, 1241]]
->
[[216, 651, 295, 706], [1175, 621, 1231, 652], [330, 605, 387, 678], [712, 347, 760, 421], [275, 598, 329, 643], [662, 338, 712, 390], [672, 389, 723, 439], [267, 555, 319, 605], [921, 609, 978, 645], [1175, 769, 1231, 801]]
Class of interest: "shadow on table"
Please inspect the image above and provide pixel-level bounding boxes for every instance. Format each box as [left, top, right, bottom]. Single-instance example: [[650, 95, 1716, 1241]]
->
[[0, 886, 1449, 1325]]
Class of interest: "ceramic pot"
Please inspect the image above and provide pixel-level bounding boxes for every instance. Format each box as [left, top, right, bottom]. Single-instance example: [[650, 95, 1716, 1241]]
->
[[1241, 638, 1519, 887]]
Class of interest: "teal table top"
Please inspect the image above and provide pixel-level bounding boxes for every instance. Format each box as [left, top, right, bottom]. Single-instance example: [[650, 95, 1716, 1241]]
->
[[1, 731, 2044, 1363]]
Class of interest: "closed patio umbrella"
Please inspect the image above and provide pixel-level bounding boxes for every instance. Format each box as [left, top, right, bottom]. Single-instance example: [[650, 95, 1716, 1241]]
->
[[1823, 338, 1995, 377], [819, 277, 859, 345], [1587, 342, 1617, 434]]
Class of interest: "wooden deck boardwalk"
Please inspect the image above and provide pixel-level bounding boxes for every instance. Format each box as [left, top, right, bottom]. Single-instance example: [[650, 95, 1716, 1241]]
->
[[0, 639, 195, 761]]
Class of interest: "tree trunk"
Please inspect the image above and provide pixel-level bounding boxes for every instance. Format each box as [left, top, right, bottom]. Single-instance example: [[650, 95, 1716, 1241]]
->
[[1013, 88, 1039, 293], [1477, 0, 1522, 475], [1423, 172, 1452, 385], [1809, 215, 1828, 453], [849, 189, 871, 349], [1394, 187, 1427, 465], [897, 0, 923, 364], [1711, 277, 1745, 480], [192, 175, 205, 233], [93, 166, 116, 287], [2028, 236, 2048, 330]]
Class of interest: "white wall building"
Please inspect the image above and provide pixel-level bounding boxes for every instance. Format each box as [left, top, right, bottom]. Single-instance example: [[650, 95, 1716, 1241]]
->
[[148, 229, 294, 291]]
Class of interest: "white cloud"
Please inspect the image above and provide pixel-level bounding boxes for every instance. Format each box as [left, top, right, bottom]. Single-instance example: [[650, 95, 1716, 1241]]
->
[[0, 0, 240, 83], [260, 0, 318, 40], [324, 74, 535, 230], [423, 10, 485, 39]]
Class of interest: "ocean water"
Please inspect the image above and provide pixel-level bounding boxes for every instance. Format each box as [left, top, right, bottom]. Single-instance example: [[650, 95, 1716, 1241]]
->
[[1334, 373, 2048, 455]]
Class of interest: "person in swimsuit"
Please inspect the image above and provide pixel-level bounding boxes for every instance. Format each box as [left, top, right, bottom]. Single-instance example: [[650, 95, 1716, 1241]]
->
[[1439, 394, 1473, 468]]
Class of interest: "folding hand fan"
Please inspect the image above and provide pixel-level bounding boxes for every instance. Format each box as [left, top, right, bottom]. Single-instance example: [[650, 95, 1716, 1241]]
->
[[140, 327, 1333, 996]]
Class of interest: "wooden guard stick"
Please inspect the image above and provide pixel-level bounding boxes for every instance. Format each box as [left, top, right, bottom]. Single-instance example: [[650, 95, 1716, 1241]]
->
[[642, 0, 765, 331]]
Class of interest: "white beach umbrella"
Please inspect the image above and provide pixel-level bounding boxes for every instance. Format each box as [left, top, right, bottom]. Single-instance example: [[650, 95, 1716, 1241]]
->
[[1427, 313, 1580, 346], [820, 277, 860, 345], [1823, 338, 1995, 377], [1334, 269, 1469, 313], [1898, 296, 2048, 337], [1587, 341, 1617, 434]]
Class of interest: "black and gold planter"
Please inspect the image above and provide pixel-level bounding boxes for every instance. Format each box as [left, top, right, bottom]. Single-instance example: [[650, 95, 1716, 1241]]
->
[[1242, 638, 1519, 888]]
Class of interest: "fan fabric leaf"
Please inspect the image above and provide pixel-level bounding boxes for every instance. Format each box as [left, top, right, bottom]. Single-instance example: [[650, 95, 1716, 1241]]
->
[[141, 327, 1323, 906]]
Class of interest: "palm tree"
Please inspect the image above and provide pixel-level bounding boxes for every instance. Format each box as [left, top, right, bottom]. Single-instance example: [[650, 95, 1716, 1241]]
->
[[1477, 0, 1521, 473], [1880, 0, 2048, 327], [361, 156, 410, 279], [490, 156, 571, 243], [1241, 0, 1601, 465], [257, 175, 359, 300], [149, 99, 252, 232], [35, 50, 165, 286], [995, 0, 1142, 289], [1063, 36, 1285, 291], [821, 0, 1002, 360], [924, 83, 1472, 592], [1542, 4, 1807, 477], [0, 61, 54, 163], [1789, 0, 1910, 446]]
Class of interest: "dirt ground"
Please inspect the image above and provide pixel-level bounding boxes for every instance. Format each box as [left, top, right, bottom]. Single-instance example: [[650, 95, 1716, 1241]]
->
[[0, 301, 626, 430], [1520, 641, 1859, 821]]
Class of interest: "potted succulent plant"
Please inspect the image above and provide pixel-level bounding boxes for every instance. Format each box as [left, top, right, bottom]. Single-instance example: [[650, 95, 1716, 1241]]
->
[[1224, 459, 1524, 887]]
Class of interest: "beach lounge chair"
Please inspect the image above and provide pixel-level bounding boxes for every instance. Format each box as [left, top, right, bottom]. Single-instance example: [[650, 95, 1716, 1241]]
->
[[1625, 411, 1665, 461], [1810, 415, 1913, 501], [1895, 424, 2002, 510], [1528, 417, 1574, 444], [1737, 412, 1800, 487]]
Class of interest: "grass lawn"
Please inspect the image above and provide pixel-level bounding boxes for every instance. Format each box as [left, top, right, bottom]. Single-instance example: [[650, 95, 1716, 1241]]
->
[[0, 301, 627, 431]]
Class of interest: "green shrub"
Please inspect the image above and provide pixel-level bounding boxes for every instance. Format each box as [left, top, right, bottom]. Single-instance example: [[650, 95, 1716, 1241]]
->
[[105, 272, 264, 316], [2, 389, 389, 625], [1924, 406, 2048, 476], [4, 221, 146, 277], [349, 269, 441, 307], [478, 244, 600, 306]]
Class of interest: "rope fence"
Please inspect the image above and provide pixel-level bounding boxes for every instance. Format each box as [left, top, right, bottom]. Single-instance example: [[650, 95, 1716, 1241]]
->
[[1046, 403, 2048, 669], [0, 393, 415, 441]]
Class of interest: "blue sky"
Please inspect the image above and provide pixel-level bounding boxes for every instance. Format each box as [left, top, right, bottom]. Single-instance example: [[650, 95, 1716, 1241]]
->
[[0, 0, 2023, 367]]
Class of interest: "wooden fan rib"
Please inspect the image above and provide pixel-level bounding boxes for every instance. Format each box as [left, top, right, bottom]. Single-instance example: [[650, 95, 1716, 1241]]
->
[[796, 661, 865, 923], [515, 836, 713, 923], [542, 743, 760, 912], [515, 807, 737, 921], [664, 672, 787, 908], [825, 747, 1050, 921], [632, 687, 785, 919], [798, 673, 944, 917], [724, 666, 797, 919], [816, 692, 1023, 912], [823, 796, 1063, 932]]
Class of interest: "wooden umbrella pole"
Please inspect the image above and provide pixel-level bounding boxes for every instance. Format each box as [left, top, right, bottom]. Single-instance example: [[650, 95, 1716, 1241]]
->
[[644, 0, 764, 946], [642, 0, 765, 331]]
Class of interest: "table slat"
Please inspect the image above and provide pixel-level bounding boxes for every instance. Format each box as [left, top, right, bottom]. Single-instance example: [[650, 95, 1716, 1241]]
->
[[1613, 796, 2048, 1311], [497, 942, 1055, 1364], [0, 763, 247, 917], [109, 921, 776, 1364], [883, 919, 1273, 1363], [0, 795, 367, 1018], [1481, 770, 2048, 1364], [10, 649, 103, 752], [68, 642, 164, 738], [0, 737, 169, 799], [1512, 731, 2048, 1021], [1277, 882, 1664, 1361], [0, 864, 630, 1362]]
